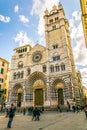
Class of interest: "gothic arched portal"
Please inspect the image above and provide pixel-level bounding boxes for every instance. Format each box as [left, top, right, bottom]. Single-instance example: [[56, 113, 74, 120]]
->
[[11, 84, 23, 107], [51, 78, 64, 105], [26, 71, 47, 106]]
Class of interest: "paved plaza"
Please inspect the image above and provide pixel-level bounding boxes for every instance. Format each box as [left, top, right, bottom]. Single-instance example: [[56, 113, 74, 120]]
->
[[0, 111, 87, 130]]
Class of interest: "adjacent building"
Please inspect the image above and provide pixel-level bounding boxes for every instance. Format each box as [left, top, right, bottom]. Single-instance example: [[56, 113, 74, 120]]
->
[[8, 4, 84, 108], [80, 0, 87, 47], [0, 57, 9, 106]]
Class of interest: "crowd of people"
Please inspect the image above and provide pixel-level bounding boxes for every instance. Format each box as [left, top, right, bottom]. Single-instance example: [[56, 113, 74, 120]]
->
[[5, 104, 42, 128], [0, 102, 87, 128]]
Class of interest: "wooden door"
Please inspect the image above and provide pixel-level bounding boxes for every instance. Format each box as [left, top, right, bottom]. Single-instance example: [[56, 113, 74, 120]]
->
[[35, 89, 43, 106]]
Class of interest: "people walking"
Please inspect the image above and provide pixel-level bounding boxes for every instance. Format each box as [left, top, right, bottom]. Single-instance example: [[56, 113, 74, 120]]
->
[[84, 105, 87, 118], [36, 107, 40, 121], [7, 104, 15, 128], [23, 107, 26, 115], [32, 107, 37, 121]]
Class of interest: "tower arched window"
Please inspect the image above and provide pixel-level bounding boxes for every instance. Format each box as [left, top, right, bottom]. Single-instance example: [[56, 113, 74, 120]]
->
[[27, 68, 31, 75], [55, 65, 60, 72], [50, 65, 54, 72], [55, 17, 58, 21], [20, 71, 24, 78], [17, 72, 20, 78], [18, 61, 23, 68], [43, 65, 46, 72], [61, 64, 65, 71], [13, 72, 16, 79]]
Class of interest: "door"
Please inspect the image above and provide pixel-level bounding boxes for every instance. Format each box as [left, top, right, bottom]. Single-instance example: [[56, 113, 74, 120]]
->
[[35, 89, 43, 106], [17, 93, 22, 107], [58, 89, 64, 105]]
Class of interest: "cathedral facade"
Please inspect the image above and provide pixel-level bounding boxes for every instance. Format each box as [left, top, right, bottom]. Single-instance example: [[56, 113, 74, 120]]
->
[[8, 4, 83, 108]]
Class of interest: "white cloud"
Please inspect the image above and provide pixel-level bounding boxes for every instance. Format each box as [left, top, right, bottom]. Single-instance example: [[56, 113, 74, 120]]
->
[[14, 5, 19, 13], [14, 31, 33, 46], [19, 15, 29, 23], [31, 0, 59, 36], [72, 11, 81, 21], [0, 14, 10, 23], [69, 11, 87, 66], [80, 68, 87, 87], [69, 10, 87, 88]]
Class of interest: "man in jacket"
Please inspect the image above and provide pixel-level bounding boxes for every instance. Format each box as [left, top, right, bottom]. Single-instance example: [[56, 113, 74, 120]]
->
[[7, 104, 15, 128]]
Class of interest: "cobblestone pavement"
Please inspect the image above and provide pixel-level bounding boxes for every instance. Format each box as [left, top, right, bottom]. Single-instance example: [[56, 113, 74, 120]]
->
[[0, 111, 87, 130]]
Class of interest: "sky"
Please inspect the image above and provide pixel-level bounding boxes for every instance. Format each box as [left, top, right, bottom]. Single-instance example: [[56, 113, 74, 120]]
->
[[0, 0, 87, 88]]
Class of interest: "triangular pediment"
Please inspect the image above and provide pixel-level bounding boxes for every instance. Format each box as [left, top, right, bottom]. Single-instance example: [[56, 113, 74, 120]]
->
[[30, 44, 46, 54]]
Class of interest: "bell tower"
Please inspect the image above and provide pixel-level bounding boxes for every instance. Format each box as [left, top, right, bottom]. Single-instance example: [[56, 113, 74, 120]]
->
[[44, 3, 79, 105], [44, 4, 66, 47], [44, 3, 76, 75]]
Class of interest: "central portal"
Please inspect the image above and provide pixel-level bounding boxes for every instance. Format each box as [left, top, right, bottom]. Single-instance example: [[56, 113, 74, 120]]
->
[[35, 89, 43, 106]]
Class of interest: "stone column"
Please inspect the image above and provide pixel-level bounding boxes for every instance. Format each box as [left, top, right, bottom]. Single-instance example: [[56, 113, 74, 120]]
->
[[23, 85, 26, 107]]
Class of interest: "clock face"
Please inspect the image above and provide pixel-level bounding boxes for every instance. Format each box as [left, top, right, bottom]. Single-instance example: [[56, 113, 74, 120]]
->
[[32, 52, 42, 62]]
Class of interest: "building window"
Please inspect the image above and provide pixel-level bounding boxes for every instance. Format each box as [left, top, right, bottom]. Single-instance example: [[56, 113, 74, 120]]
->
[[55, 65, 60, 72], [0, 68, 4, 74], [43, 65, 46, 72], [2, 62, 5, 66], [53, 56, 60, 61], [26, 92, 33, 102], [18, 61, 23, 68], [55, 17, 58, 21], [53, 45, 58, 49], [52, 25, 56, 30], [61, 64, 65, 71], [20, 71, 24, 78], [27, 68, 31, 75], [0, 84, 1, 90], [86, 1, 87, 7], [0, 78, 4, 83], [13, 72, 16, 79], [25, 48, 27, 52], [17, 72, 20, 78], [50, 65, 54, 72], [19, 54, 23, 58], [2, 79, 3, 83], [49, 19, 53, 23]]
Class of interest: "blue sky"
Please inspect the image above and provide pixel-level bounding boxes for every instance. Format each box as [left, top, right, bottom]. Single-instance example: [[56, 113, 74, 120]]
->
[[0, 0, 87, 87]]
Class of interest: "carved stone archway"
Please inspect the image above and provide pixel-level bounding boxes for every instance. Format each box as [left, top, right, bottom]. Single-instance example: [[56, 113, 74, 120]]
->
[[51, 78, 64, 105], [11, 83, 23, 107], [26, 72, 47, 106]]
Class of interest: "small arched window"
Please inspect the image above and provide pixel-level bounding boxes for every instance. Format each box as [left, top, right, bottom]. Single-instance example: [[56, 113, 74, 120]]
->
[[27, 68, 31, 75], [55, 65, 60, 72], [43, 65, 46, 72], [17, 72, 20, 78], [13, 72, 16, 79], [61, 64, 65, 71], [20, 71, 24, 78], [50, 65, 54, 72], [18, 61, 23, 68]]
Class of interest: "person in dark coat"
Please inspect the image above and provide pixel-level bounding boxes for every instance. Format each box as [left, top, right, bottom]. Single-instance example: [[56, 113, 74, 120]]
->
[[23, 107, 26, 115], [32, 107, 37, 121], [7, 104, 15, 128], [36, 107, 40, 121], [84, 105, 87, 118]]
